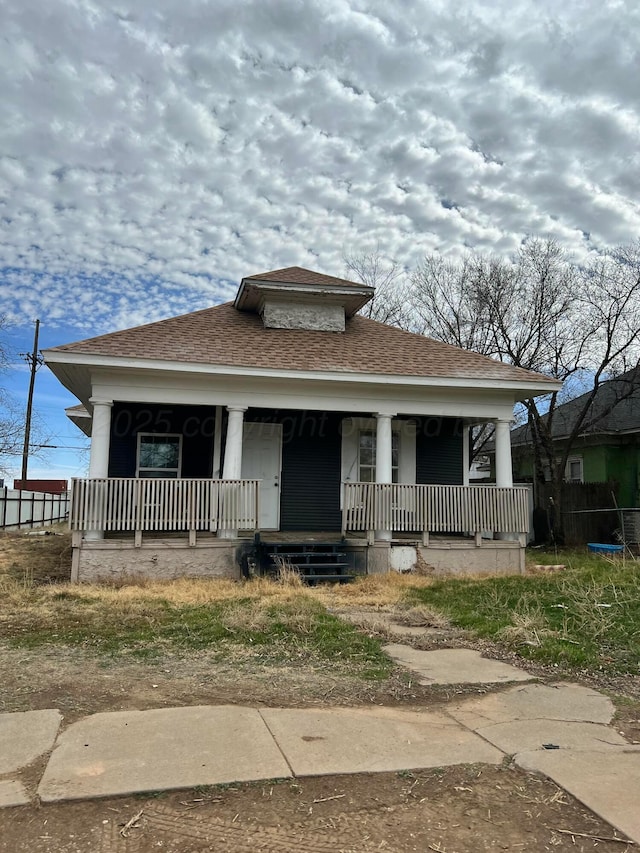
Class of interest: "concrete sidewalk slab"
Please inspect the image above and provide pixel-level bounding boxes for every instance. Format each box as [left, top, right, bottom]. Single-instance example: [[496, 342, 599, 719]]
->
[[0, 779, 30, 808], [38, 706, 292, 803], [449, 683, 614, 729], [260, 706, 503, 776], [516, 748, 640, 844], [0, 709, 62, 773], [475, 719, 629, 754], [383, 645, 533, 685]]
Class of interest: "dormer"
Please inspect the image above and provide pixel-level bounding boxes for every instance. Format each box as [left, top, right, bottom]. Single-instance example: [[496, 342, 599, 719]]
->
[[234, 266, 374, 332]]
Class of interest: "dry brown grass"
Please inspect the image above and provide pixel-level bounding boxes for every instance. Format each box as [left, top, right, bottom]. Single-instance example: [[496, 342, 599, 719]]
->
[[309, 571, 435, 609], [0, 526, 72, 585], [0, 529, 437, 622], [43, 575, 316, 606], [495, 610, 557, 648], [0, 569, 437, 636], [222, 595, 318, 635], [272, 554, 304, 587], [30, 571, 434, 609], [392, 603, 451, 629]]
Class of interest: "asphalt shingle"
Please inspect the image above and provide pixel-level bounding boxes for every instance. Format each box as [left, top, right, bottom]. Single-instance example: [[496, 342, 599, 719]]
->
[[49, 301, 556, 385]]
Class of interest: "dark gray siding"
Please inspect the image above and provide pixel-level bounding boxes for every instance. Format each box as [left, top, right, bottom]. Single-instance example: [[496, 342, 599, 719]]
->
[[416, 417, 464, 485], [109, 403, 215, 478]]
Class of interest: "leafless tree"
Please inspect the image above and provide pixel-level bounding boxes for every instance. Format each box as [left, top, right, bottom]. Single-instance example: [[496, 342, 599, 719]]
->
[[0, 397, 26, 469], [412, 238, 640, 537], [410, 253, 496, 353], [343, 251, 412, 328]]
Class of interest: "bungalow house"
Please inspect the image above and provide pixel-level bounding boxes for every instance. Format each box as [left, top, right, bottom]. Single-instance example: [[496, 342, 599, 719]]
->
[[43, 267, 559, 582]]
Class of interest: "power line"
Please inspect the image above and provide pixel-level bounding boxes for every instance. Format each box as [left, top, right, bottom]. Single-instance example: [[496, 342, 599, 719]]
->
[[31, 444, 89, 450]]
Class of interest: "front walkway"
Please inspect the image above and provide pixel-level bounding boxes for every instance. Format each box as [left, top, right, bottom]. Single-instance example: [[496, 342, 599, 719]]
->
[[1, 649, 639, 845]]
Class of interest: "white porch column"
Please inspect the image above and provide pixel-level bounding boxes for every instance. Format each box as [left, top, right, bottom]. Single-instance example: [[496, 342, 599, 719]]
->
[[88, 399, 113, 478], [375, 412, 394, 542], [494, 419, 513, 488], [212, 405, 223, 478], [222, 407, 246, 479], [86, 398, 113, 541], [462, 424, 471, 486], [495, 418, 514, 541], [219, 406, 247, 539]]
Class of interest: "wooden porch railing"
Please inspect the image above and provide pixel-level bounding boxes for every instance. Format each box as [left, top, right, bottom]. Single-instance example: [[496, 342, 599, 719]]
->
[[69, 478, 260, 533], [342, 482, 530, 535]]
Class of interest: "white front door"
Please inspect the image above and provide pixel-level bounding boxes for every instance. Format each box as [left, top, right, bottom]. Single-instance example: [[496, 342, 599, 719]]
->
[[241, 423, 282, 530]]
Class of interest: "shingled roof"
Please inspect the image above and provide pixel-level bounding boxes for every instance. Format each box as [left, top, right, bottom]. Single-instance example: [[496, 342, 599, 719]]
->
[[242, 266, 365, 289], [48, 301, 556, 385], [511, 367, 640, 444]]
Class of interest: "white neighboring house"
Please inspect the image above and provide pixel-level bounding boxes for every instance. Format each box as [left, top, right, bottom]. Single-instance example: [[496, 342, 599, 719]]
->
[[43, 267, 560, 582]]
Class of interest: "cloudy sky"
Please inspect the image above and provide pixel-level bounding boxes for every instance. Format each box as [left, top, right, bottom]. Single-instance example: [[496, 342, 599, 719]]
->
[[1, 0, 639, 481]]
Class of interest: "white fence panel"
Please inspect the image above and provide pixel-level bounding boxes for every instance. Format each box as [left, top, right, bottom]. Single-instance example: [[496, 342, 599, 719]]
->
[[0, 488, 70, 530]]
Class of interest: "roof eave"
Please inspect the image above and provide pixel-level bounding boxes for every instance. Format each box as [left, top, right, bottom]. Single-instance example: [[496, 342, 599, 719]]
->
[[235, 279, 374, 317], [65, 405, 92, 437], [42, 348, 562, 397]]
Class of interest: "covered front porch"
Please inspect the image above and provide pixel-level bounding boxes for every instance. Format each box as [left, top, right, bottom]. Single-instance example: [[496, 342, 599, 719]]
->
[[69, 395, 525, 581], [69, 432, 528, 582]]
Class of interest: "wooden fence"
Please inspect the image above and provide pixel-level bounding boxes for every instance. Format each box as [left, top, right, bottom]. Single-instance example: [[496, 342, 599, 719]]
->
[[537, 481, 621, 545], [0, 487, 70, 530]]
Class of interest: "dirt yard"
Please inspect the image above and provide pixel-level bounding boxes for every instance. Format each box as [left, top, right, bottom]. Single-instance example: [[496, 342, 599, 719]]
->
[[2, 764, 637, 852], [0, 530, 638, 851]]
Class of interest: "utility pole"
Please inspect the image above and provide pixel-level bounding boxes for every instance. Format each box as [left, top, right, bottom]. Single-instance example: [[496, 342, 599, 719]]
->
[[21, 319, 43, 482]]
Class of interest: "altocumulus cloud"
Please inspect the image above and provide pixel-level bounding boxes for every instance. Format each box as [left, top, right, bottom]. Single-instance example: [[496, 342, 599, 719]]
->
[[1, 0, 639, 334]]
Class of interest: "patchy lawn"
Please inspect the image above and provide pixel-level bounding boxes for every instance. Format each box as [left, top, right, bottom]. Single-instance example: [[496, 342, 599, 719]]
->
[[0, 526, 72, 584], [407, 551, 640, 675], [2, 531, 639, 678], [0, 575, 392, 679], [1, 533, 639, 853], [1, 530, 639, 716]]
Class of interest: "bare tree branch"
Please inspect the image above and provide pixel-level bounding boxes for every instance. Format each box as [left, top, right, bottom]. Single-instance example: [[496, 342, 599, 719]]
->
[[343, 251, 412, 328], [411, 237, 640, 537]]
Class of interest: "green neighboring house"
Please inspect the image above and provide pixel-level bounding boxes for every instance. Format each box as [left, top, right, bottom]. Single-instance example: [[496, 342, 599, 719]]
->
[[511, 368, 640, 508]]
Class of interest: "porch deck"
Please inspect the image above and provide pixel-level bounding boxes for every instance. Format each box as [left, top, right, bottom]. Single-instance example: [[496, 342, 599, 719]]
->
[[68, 478, 530, 582]]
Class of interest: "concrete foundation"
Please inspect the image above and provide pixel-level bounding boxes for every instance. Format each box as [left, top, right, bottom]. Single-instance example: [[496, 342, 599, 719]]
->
[[367, 542, 391, 575], [71, 536, 524, 583], [416, 541, 525, 576], [73, 539, 242, 583]]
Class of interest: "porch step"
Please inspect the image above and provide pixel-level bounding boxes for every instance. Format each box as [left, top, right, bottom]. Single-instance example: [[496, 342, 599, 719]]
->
[[258, 539, 356, 585], [268, 551, 349, 561], [298, 573, 353, 586], [269, 554, 349, 569]]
